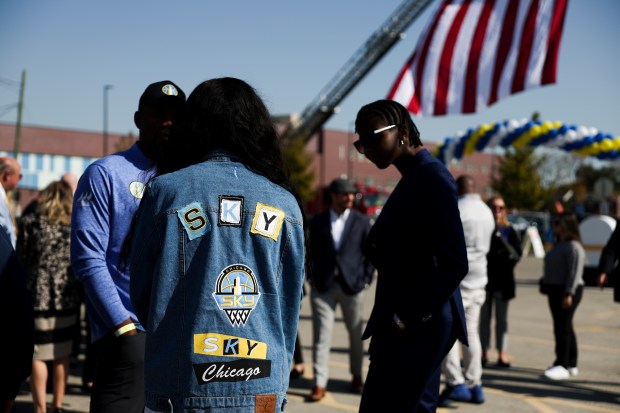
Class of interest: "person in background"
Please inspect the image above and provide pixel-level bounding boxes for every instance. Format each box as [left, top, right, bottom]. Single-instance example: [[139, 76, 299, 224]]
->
[[129, 77, 306, 412], [0, 229, 34, 413], [307, 177, 373, 402], [61, 172, 79, 194], [541, 213, 585, 380], [597, 221, 620, 303], [17, 180, 80, 413], [71, 80, 185, 412], [21, 173, 79, 234], [290, 283, 307, 381], [0, 156, 21, 247], [480, 195, 522, 368], [439, 175, 495, 406], [353, 99, 468, 413]]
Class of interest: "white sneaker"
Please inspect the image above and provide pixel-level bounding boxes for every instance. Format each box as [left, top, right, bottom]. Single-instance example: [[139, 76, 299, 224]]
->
[[544, 365, 570, 380], [568, 367, 578, 376]]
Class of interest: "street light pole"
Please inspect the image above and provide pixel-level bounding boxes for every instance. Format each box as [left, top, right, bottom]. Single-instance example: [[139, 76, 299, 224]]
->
[[103, 84, 113, 156]]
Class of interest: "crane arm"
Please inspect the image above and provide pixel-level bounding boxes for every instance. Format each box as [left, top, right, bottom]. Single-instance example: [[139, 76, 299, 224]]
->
[[281, 0, 435, 143]]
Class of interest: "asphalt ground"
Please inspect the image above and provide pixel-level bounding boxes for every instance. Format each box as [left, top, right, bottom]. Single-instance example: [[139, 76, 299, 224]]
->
[[13, 256, 620, 413]]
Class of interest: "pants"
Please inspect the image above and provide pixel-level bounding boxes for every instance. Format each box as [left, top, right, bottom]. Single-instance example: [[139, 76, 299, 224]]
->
[[90, 331, 145, 413], [311, 282, 364, 387], [359, 299, 457, 412], [480, 290, 509, 353], [293, 332, 304, 365], [547, 285, 583, 368], [442, 287, 486, 387]]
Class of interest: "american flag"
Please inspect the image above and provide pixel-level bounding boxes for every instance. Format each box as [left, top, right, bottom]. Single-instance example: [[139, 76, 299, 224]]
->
[[387, 0, 569, 116]]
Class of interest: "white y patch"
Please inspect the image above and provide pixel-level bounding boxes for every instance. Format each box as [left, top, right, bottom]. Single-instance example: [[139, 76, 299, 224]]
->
[[250, 202, 285, 241]]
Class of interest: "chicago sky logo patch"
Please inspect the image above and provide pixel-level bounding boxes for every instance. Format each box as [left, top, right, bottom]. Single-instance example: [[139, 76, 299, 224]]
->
[[251, 202, 285, 241], [177, 202, 210, 240], [212, 264, 261, 327]]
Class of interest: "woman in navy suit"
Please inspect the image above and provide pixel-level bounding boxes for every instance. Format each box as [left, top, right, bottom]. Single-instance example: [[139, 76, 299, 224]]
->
[[354, 100, 468, 412]]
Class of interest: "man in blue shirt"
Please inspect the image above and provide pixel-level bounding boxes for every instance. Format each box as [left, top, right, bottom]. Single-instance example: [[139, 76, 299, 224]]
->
[[71, 80, 185, 413]]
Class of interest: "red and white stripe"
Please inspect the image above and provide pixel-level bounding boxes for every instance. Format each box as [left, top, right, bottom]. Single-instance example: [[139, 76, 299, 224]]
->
[[387, 0, 568, 116]]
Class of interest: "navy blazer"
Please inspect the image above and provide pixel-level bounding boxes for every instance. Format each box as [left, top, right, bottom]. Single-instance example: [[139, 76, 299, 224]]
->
[[598, 220, 620, 302], [361, 150, 468, 344], [309, 207, 374, 295]]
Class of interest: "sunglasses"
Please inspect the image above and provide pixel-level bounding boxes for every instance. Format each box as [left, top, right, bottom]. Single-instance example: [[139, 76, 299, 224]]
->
[[353, 124, 397, 154], [491, 205, 505, 211]]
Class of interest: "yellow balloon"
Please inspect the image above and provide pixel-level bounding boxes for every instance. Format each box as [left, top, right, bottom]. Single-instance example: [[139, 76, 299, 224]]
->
[[600, 139, 613, 152]]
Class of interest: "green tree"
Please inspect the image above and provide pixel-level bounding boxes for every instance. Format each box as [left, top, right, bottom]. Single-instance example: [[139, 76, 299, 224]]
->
[[491, 147, 549, 210], [575, 163, 620, 192], [282, 136, 316, 205]]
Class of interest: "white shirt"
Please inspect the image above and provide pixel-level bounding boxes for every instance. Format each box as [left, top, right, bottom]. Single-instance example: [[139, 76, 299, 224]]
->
[[0, 185, 16, 248], [458, 193, 495, 290], [330, 207, 351, 250]]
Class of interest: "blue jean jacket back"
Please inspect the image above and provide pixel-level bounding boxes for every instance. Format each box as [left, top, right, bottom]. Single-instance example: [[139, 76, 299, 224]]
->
[[130, 153, 305, 412]]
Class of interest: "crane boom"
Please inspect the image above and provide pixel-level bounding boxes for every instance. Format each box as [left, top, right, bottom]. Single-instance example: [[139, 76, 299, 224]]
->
[[281, 0, 435, 143]]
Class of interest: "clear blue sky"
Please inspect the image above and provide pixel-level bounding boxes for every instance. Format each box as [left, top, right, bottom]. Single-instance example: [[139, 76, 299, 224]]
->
[[1, 0, 619, 145]]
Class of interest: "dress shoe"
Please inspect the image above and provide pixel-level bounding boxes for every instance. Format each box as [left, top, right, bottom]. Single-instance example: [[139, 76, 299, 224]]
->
[[351, 375, 363, 394], [308, 385, 326, 402]]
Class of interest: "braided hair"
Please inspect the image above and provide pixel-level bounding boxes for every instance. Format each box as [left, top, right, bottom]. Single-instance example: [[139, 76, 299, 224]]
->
[[354, 99, 422, 147]]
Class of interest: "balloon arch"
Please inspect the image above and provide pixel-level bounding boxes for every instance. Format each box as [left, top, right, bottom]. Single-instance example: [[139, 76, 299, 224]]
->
[[431, 118, 620, 164]]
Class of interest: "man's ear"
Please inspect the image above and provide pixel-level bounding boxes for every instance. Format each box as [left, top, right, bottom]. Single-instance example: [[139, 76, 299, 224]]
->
[[134, 111, 141, 129]]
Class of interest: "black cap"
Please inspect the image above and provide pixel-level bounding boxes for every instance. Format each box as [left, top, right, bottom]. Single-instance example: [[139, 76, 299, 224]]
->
[[329, 178, 357, 194], [138, 80, 185, 110]]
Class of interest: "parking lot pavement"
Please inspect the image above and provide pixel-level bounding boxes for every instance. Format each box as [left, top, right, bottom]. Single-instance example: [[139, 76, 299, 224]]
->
[[13, 256, 620, 413]]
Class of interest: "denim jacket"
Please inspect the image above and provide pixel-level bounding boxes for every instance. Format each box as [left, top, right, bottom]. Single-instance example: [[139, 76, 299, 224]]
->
[[130, 152, 305, 412]]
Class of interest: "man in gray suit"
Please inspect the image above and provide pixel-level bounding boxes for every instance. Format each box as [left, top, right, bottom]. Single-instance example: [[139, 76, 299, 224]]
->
[[307, 178, 374, 402]]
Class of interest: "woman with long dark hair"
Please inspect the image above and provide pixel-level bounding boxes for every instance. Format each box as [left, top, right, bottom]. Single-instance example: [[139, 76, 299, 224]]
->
[[129, 77, 306, 412], [540, 213, 585, 380]]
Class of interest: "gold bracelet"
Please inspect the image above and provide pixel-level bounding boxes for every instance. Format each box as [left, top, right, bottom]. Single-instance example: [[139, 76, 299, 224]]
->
[[114, 323, 137, 337]]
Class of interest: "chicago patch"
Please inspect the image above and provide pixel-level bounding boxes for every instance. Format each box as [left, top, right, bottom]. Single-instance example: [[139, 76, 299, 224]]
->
[[193, 333, 267, 359], [177, 202, 210, 240], [193, 359, 271, 384], [212, 264, 261, 327], [218, 195, 243, 227], [250, 202, 285, 241]]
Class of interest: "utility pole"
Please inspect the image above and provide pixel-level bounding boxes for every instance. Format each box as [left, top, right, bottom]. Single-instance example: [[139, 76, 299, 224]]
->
[[13, 69, 26, 156], [103, 84, 113, 156]]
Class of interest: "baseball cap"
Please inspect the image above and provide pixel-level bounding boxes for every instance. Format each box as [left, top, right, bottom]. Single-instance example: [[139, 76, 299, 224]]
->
[[138, 80, 186, 110], [329, 178, 357, 194]]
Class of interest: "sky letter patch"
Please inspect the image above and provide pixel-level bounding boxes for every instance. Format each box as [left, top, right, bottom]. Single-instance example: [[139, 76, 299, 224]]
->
[[218, 195, 243, 226], [178, 202, 210, 240], [251, 202, 285, 241]]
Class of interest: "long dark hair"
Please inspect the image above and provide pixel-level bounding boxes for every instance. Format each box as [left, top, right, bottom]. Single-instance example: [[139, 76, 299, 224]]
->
[[120, 77, 306, 271], [162, 78, 293, 192], [554, 213, 582, 244]]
